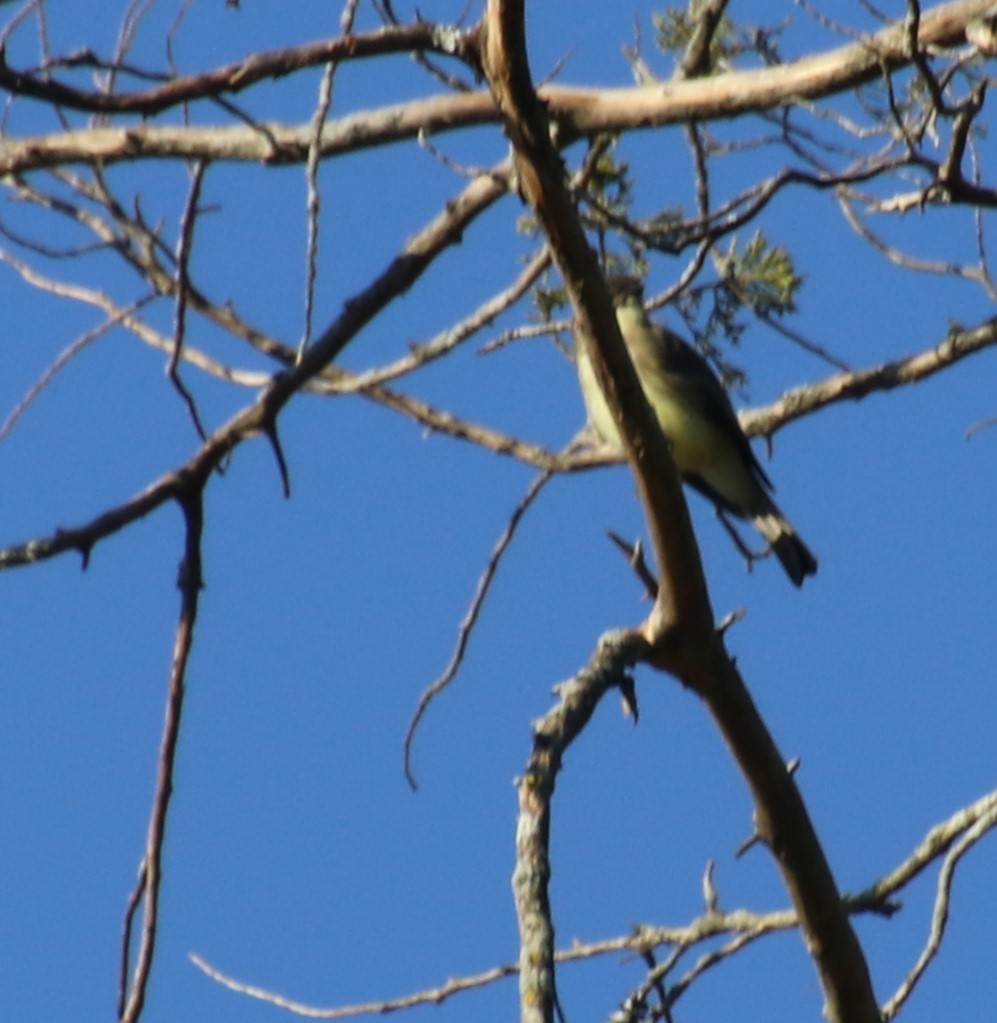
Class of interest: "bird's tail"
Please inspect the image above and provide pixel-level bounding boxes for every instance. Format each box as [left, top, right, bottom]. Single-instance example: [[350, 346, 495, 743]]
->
[[752, 507, 818, 587]]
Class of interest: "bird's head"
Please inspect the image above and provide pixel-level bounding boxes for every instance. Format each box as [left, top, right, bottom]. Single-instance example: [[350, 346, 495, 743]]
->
[[604, 273, 646, 309]]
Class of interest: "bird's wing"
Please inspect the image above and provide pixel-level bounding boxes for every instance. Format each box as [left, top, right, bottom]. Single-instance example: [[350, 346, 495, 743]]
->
[[649, 325, 775, 493]]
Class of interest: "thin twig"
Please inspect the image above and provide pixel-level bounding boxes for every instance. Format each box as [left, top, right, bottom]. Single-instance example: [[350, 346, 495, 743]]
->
[[327, 237, 542, 394], [119, 490, 204, 1023], [190, 786, 997, 1019], [403, 467, 554, 789], [168, 160, 209, 440], [0, 22, 473, 116], [190, 950, 519, 1019], [839, 190, 995, 285], [0, 147, 528, 573], [299, 60, 337, 361], [752, 306, 852, 372], [966, 414, 997, 438], [0, 293, 153, 442], [117, 862, 147, 1018], [882, 801, 997, 1019], [606, 530, 658, 600]]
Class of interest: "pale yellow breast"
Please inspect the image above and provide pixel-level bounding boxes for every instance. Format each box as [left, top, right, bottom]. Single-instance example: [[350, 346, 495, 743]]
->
[[576, 343, 623, 447]]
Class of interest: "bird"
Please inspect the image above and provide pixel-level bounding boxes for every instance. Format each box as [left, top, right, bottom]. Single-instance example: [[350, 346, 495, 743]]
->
[[575, 274, 817, 587]]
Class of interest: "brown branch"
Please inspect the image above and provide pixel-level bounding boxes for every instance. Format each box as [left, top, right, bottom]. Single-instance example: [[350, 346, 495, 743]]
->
[[0, 245, 601, 478], [187, 778, 997, 1019], [3, 0, 993, 175], [403, 467, 554, 790], [119, 489, 204, 1023], [751, 306, 853, 372], [324, 242, 547, 394], [479, 4, 707, 1021], [0, 22, 475, 115], [741, 315, 997, 438], [480, 2, 882, 1022], [0, 247, 271, 387], [9, 167, 328, 366], [0, 150, 513, 570], [484, 0, 710, 633], [607, 530, 659, 601], [6, 227, 992, 505], [167, 160, 209, 440], [509, 629, 648, 1023], [685, 651, 880, 1023]]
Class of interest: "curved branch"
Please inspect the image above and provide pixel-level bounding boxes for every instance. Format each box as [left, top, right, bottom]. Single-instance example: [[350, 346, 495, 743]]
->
[[480, 2, 883, 1022], [510, 630, 648, 1023], [403, 467, 554, 790], [0, 22, 477, 115], [480, 2, 710, 1021]]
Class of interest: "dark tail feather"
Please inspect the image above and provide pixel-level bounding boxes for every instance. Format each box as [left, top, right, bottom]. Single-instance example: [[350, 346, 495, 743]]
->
[[770, 530, 818, 587], [754, 510, 818, 587]]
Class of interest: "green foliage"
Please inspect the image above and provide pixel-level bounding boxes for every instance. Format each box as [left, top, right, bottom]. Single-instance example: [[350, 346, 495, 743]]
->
[[531, 280, 567, 323], [713, 230, 801, 316], [530, 143, 648, 324], [520, 144, 634, 243], [662, 232, 802, 395], [653, 2, 737, 75], [584, 148, 635, 222], [526, 96, 803, 393], [652, 2, 786, 75]]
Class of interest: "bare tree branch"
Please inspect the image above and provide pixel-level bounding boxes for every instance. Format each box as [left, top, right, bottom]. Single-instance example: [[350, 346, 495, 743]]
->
[[0, 21, 476, 115], [4, 4, 997, 1021], [3, 0, 993, 176], [167, 159, 209, 440], [189, 786, 997, 1020], [508, 629, 649, 1023], [480, 3, 882, 1022], [0, 151, 515, 569], [742, 315, 997, 438], [119, 489, 204, 1023], [403, 466, 555, 790]]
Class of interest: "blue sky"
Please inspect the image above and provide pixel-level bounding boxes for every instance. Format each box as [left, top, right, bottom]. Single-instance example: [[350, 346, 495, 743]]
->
[[2, 2, 996, 1022]]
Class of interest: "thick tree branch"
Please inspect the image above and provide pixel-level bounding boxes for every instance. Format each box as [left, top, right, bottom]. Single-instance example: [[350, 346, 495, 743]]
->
[[482, 0, 710, 642], [2, 0, 991, 175], [509, 630, 649, 1023], [480, 8, 689, 1017], [686, 648, 881, 1023], [479, 3, 883, 1023]]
